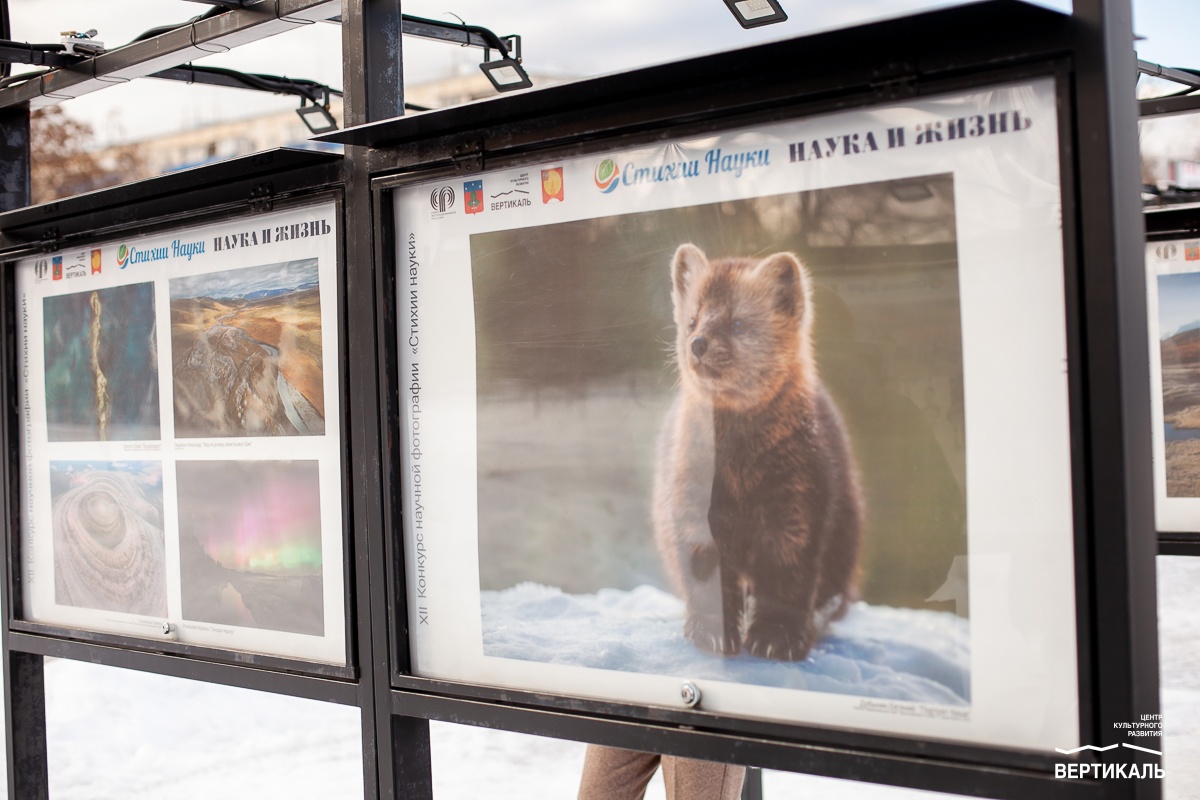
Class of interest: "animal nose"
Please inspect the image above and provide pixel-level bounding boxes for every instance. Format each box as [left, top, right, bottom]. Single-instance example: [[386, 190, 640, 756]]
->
[[691, 336, 708, 359]]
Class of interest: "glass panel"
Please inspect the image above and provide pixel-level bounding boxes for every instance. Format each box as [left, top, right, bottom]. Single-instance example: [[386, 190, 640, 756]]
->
[[15, 203, 348, 665], [394, 77, 1080, 750]]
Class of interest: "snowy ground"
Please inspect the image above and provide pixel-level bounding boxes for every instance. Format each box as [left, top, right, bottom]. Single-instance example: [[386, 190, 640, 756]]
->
[[0, 557, 1191, 799], [483, 584, 970, 704]]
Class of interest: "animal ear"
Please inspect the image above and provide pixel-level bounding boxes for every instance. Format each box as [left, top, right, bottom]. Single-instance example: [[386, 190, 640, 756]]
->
[[671, 244, 709, 299], [754, 252, 807, 318]]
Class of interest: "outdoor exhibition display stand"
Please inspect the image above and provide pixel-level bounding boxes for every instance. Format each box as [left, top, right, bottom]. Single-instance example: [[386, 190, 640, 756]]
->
[[1138, 77, 1200, 558], [0, 1, 1163, 798], [0, 149, 379, 793]]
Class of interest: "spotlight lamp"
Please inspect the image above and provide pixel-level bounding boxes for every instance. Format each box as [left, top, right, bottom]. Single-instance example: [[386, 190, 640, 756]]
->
[[296, 98, 338, 135], [480, 35, 532, 92], [399, 16, 533, 93], [723, 0, 788, 28], [480, 57, 532, 92]]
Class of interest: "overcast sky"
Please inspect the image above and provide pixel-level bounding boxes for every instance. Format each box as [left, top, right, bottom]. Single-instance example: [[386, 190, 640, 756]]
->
[[4, 0, 1197, 146]]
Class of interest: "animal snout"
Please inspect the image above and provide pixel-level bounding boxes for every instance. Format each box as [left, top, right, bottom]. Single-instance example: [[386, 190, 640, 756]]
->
[[691, 336, 708, 359]]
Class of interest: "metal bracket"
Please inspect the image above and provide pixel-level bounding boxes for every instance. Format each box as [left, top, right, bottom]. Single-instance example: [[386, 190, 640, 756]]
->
[[869, 62, 919, 101], [1137, 59, 1200, 91], [451, 140, 484, 174], [38, 227, 60, 253], [275, 0, 318, 26], [249, 182, 274, 212]]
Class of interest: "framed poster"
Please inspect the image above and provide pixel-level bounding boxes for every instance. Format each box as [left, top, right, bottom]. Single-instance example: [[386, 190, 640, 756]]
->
[[391, 75, 1083, 752], [1146, 229, 1200, 537], [13, 201, 348, 665]]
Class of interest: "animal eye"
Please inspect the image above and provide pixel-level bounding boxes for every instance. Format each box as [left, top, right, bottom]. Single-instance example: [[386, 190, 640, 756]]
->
[[688, 317, 697, 332], [732, 319, 744, 334]]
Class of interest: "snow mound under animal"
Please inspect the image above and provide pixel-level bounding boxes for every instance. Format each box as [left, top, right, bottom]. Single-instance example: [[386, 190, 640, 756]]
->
[[482, 583, 970, 705]]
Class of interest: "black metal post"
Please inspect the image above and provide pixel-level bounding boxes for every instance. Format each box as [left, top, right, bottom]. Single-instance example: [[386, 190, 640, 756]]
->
[[1070, 2, 1162, 797], [0, 102, 48, 800], [4, 653, 47, 799], [391, 714, 433, 797], [0, 104, 28, 211], [343, 0, 404, 128], [340, 2, 427, 799], [741, 767, 763, 800]]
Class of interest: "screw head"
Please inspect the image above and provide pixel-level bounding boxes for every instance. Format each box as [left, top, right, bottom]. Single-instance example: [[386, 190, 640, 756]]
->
[[679, 680, 701, 708]]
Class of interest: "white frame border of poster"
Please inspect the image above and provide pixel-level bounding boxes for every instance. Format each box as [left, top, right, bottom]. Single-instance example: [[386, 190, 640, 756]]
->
[[392, 75, 1082, 752], [13, 200, 348, 666]]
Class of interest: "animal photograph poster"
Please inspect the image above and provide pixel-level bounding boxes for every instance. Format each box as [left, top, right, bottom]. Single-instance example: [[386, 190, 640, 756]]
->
[[15, 202, 348, 665], [396, 77, 1082, 750], [470, 182, 968, 704], [1145, 237, 1200, 531]]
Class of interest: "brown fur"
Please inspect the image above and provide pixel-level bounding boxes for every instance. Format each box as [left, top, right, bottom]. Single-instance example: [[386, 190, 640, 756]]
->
[[652, 244, 862, 661]]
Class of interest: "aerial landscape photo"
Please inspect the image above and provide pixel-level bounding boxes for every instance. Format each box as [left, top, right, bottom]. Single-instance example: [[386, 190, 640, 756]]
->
[[170, 259, 325, 438], [1157, 270, 1200, 496], [176, 459, 324, 635], [43, 283, 160, 442]]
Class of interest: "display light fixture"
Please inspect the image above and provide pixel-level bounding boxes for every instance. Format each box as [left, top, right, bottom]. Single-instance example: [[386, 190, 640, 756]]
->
[[723, 0, 788, 28], [400, 14, 531, 93], [296, 98, 338, 134], [480, 52, 532, 92]]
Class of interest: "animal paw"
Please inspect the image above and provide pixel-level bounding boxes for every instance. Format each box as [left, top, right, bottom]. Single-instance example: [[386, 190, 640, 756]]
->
[[745, 620, 813, 662], [684, 614, 739, 655]]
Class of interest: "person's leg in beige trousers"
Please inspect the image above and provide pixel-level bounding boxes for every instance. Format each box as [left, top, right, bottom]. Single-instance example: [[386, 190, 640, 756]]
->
[[578, 745, 745, 800]]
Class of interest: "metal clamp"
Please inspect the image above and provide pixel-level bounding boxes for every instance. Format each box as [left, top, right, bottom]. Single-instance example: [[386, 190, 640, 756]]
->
[[37, 73, 76, 101], [452, 140, 484, 174], [250, 182, 275, 212], [92, 57, 130, 85], [190, 21, 232, 55], [869, 61, 918, 101], [38, 227, 61, 253], [275, 0, 317, 26]]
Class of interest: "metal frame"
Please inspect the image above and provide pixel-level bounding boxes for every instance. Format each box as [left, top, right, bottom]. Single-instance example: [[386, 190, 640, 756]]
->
[[1140, 94, 1200, 119], [1144, 203, 1200, 557], [336, 1, 1160, 798], [0, 148, 381, 797], [0, 9, 523, 116], [336, 2, 423, 797], [0, 0, 1160, 799], [1137, 59, 1200, 120], [366, 54, 1087, 777], [2, 183, 356, 681], [1137, 60, 1200, 91], [0, 0, 339, 110]]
